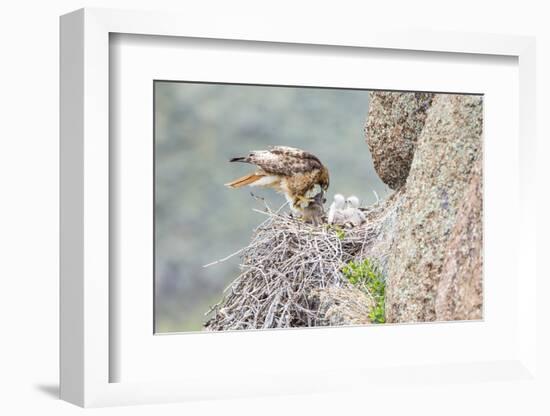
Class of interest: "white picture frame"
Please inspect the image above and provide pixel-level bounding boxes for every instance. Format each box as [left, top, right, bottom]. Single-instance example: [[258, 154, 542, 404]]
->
[[60, 7, 538, 408]]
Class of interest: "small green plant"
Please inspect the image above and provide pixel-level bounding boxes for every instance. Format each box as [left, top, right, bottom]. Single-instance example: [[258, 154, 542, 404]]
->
[[326, 224, 346, 240], [334, 227, 346, 240], [341, 259, 386, 324]]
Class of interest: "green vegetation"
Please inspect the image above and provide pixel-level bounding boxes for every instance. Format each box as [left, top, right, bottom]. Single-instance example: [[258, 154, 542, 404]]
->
[[342, 259, 386, 324], [332, 226, 346, 240]]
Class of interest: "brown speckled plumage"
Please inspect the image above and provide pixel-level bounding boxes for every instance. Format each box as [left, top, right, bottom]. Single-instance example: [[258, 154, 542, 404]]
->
[[226, 146, 329, 218]]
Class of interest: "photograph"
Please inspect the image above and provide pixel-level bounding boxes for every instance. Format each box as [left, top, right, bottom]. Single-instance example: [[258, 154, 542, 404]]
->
[[154, 81, 483, 333]]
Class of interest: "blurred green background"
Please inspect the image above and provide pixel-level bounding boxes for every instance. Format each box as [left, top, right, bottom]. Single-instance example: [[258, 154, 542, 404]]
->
[[154, 81, 389, 333]]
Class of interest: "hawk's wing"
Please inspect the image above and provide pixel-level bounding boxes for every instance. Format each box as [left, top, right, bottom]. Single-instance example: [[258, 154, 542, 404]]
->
[[246, 146, 324, 176]]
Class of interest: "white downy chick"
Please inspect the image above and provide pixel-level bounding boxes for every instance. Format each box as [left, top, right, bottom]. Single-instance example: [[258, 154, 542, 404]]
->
[[327, 194, 346, 224], [344, 195, 366, 227]]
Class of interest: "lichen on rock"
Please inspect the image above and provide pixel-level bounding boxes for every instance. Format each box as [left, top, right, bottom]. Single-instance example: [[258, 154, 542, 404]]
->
[[379, 94, 483, 323], [435, 156, 483, 321], [365, 92, 434, 190]]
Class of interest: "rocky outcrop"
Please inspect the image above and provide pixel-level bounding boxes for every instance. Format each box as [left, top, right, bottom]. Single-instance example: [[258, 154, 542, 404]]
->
[[435, 157, 483, 320], [364, 92, 483, 323], [365, 92, 434, 190]]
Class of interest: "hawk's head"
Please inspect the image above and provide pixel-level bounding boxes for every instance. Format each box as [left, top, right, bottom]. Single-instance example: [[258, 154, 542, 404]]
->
[[318, 166, 330, 204], [319, 166, 330, 192]]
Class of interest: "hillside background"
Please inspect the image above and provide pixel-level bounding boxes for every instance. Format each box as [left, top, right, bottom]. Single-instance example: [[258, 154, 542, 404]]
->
[[155, 82, 390, 332]]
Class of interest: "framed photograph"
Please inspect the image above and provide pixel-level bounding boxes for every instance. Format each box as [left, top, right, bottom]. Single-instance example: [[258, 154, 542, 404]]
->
[[60, 8, 538, 407]]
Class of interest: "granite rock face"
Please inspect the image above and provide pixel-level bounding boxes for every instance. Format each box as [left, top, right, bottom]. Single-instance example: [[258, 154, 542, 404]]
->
[[435, 157, 483, 321], [365, 92, 434, 190], [385, 94, 483, 323], [364, 92, 483, 323]]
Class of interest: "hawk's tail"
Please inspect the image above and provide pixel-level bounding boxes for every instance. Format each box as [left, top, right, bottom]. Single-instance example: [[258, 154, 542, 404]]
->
[[225, 173, 263, 188]]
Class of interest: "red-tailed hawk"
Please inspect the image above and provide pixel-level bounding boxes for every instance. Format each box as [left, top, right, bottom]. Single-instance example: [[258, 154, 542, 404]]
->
[[225, 146, 329, 223]]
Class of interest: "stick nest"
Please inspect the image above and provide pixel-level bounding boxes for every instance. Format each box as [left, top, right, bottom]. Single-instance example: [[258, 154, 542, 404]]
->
[[204, 199, 394, 331]]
